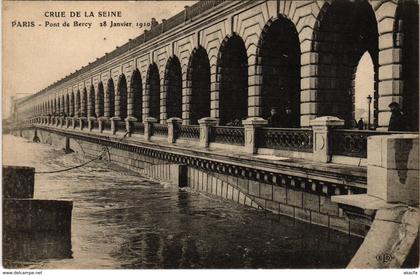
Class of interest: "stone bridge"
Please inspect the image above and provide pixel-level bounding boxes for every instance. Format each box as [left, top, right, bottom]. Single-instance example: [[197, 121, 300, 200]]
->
[[12, 0, 418, 131]]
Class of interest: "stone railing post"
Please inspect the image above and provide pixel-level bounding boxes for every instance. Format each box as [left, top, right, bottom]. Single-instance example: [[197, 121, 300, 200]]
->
[[144, 117, 157, 141], [87, 117, 96, 131], [98, 117, 108, 133], [310, 116, 344, 163], [367, 134, 419, 205], [242, 117, 268, 154], [167, 117, 182, 143], [198, 117, 219, 148], [125, 116, 137, 137], [65, 117, 71, 128], [59, 116, 65, 127], [110, 117, 121, 135], [79, 117, 87, 131]]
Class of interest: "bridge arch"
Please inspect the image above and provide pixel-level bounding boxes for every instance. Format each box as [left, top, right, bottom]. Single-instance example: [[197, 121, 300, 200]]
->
[[394, 0, 419, 131], [164, 56, 183, 121], [96, 81, 105, 118], [105, 78, 115, 118], [257, 16, 301, 126], [187, 46, 211, 125], [129, 69, 143, 121], [217, 34, 248, 125], [146, 63, 160, 122], [310, 0, 378, 128], [88, 84, 96, 117], [116, 74, 128, 119]]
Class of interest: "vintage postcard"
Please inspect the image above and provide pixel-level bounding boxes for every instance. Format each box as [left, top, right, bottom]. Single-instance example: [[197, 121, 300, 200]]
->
[[2, 0, 419, 272]]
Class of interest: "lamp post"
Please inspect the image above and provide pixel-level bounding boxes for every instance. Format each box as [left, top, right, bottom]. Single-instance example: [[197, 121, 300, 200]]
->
[[367, 94, 372, 130]]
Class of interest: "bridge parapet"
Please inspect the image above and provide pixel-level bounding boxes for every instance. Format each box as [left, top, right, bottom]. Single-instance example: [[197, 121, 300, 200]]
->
[[22, 116, 419, 167]]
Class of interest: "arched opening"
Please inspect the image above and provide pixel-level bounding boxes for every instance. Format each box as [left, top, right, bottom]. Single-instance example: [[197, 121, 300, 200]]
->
[[56, 97, 60, 115], [313, 0, 378, 128], [130, 69, 143, 120], [89, 84, 96, 117], [96, 82, 104, 117], [164, 57, 183, 119], [81, 87, 88, 117], [218, 35, 248, 125], [117, 74, 128, 119], [353, 52, 375, 129], [61, 95, 65, 116], [258, 17, 301, 127], [147, 63, 160, 121], [65, 94, 70, 116], [188, 46, 211, 125], [395, 1, 419, 131], [69, 92, 75, 117], [75, 90, 81, 117], [106, 78, 115, 118]]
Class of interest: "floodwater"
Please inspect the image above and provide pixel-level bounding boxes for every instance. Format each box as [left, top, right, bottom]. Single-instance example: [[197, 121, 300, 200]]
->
[[2, 134, 363, 269]]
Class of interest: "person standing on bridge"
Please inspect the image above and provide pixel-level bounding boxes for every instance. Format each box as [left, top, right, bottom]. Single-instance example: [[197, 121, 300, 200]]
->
[[388, 102, 406, 131], [267, 107, 281, 127]]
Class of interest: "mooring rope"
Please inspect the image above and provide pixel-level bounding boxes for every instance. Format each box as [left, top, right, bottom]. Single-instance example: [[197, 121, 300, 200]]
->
[[34, 131, 129, 174]]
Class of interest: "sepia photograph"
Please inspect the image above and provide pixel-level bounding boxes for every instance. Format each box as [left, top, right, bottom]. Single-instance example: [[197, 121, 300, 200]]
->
[[2, 0, 419, 271]]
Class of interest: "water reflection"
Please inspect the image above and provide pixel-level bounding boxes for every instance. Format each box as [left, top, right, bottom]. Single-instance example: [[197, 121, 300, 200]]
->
[[3, 135, 363, 269]]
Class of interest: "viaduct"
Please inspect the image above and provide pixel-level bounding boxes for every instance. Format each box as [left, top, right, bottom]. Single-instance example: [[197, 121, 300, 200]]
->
[[10, 0, 419, 268], [13, 0, 418, 130]]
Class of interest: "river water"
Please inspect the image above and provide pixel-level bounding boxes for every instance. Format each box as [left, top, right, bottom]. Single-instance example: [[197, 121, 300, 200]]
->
[[2, 134, 363, 269]]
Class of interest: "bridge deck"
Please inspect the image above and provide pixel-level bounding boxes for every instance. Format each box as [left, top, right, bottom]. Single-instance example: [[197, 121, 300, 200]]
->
[[35, 125, 367, 190]]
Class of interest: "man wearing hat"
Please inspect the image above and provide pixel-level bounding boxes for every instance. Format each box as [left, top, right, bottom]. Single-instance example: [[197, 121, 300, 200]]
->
[[388, 102, 406, 131], [267, 107, 281, 127]]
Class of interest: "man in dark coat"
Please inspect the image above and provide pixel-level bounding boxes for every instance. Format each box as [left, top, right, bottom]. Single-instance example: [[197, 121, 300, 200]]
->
[[282, 106, 296, 128], [267, 107, 281, 127], [388, 102, 406, 131]]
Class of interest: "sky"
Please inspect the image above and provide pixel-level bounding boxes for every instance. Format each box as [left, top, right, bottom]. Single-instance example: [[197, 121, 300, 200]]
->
[[3, 1, 196, 117]]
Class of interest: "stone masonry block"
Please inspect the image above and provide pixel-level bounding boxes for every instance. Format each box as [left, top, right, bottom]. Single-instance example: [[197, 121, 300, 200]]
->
[[273, 185, 287, 203], [329, 216, 349, 234], [260, 183, 273, 200], [287, 189, 303, 207], [369, 135, 418, 170], [265, 200, 280, 213], [295, 207, 311, 222], [248, 180, 260, 197], [303, 192, 320, 212], [311, 211, 329, 227], [237, 178, 249, 193], [279, 203, 295, 218], [320, 196, 339, 216]]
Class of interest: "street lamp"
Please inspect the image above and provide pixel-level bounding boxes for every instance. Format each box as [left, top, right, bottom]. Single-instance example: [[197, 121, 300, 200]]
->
[[367, 94, 372, 130]]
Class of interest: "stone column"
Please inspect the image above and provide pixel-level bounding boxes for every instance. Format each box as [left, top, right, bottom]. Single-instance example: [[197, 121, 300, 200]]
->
[[367, 134, 419, 205], [198, 117, 219, 148], [242, 117, 267, 154], [125, 116, 137, 137], [310, 116, 344, 163], [167, 117, 182, 143], [144, 117, 157, 141]]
